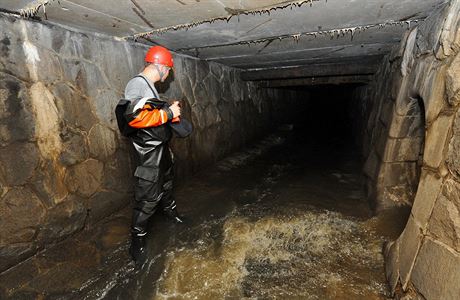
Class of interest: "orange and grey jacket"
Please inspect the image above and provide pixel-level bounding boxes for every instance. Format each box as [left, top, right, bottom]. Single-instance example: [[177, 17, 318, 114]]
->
[[116, 97, 174, 173], [116, 74, 191, 175], [116, 97, 174, 136]]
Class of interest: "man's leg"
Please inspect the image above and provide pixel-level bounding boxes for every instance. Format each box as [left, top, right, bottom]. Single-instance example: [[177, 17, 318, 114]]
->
[[130, 175, 163, 261], [159, 164, 184, 223]]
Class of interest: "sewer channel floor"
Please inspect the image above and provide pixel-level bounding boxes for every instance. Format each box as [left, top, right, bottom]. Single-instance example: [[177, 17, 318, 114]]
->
[[1, 126, 408, 299]]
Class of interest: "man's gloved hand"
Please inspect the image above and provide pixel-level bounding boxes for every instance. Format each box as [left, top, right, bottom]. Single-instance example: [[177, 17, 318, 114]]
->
[[169, 101, 181, 119]]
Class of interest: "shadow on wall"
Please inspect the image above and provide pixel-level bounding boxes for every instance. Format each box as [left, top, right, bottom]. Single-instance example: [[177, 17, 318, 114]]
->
[[411, 95, 426, 183]]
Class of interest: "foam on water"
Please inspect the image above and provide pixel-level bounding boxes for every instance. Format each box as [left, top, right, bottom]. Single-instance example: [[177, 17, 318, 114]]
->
[[153, 208, 388, 300]]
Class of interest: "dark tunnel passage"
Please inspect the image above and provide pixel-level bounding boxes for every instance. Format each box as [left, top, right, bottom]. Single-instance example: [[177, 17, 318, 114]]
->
[[73, 84, 409, 299], [1, 1, 459, 298], [295, 85, 359, 147], [0, 77, 414, 299]]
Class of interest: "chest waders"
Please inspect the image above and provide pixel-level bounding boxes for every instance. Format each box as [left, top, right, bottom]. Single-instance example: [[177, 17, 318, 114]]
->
[[126, 76, 183, 262]]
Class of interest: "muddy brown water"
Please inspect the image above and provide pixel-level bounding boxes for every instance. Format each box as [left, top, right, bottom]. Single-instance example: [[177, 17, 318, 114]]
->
[[84, 125, 409, 300]]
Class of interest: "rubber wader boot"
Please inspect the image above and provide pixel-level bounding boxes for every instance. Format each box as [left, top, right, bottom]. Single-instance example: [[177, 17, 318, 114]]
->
[[163, 207, 184, 224], [129, 234, 147, 262]]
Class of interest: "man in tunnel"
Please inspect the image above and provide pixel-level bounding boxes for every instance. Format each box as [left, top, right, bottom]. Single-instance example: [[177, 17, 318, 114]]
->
[[117, 45, 185, 262]]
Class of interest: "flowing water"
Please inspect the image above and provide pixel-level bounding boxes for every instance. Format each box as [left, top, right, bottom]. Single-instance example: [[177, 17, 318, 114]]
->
[[87, 124, 407, 300]]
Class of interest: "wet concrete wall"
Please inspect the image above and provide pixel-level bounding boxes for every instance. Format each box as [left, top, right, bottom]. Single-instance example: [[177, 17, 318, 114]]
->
[[359, 1, 460, 298], [0, 14, 301, 273]]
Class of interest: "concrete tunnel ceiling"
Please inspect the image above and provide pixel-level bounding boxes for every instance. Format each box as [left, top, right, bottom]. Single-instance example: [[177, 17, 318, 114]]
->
[[1, 0, 449, 83]]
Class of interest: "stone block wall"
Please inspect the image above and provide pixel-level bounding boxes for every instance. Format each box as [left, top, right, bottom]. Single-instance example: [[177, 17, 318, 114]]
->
[[159, 55, 301, 178], [0, 14, 301, 273], [355, 27, 426, 211], [359, 0, 460, 298]]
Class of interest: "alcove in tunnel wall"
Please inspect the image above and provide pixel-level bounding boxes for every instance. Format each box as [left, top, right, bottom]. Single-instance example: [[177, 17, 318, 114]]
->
[[356, 26, 425, 212], [0, 13, 304, 273], [358, 0, 460, 298]]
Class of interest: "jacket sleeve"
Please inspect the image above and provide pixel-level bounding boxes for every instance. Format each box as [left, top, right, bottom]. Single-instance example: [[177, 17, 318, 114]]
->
[[125, 98, 174, 129]]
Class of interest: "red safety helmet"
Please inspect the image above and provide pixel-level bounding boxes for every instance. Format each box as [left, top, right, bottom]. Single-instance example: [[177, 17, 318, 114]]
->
[[145, 46, 174, 68]]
